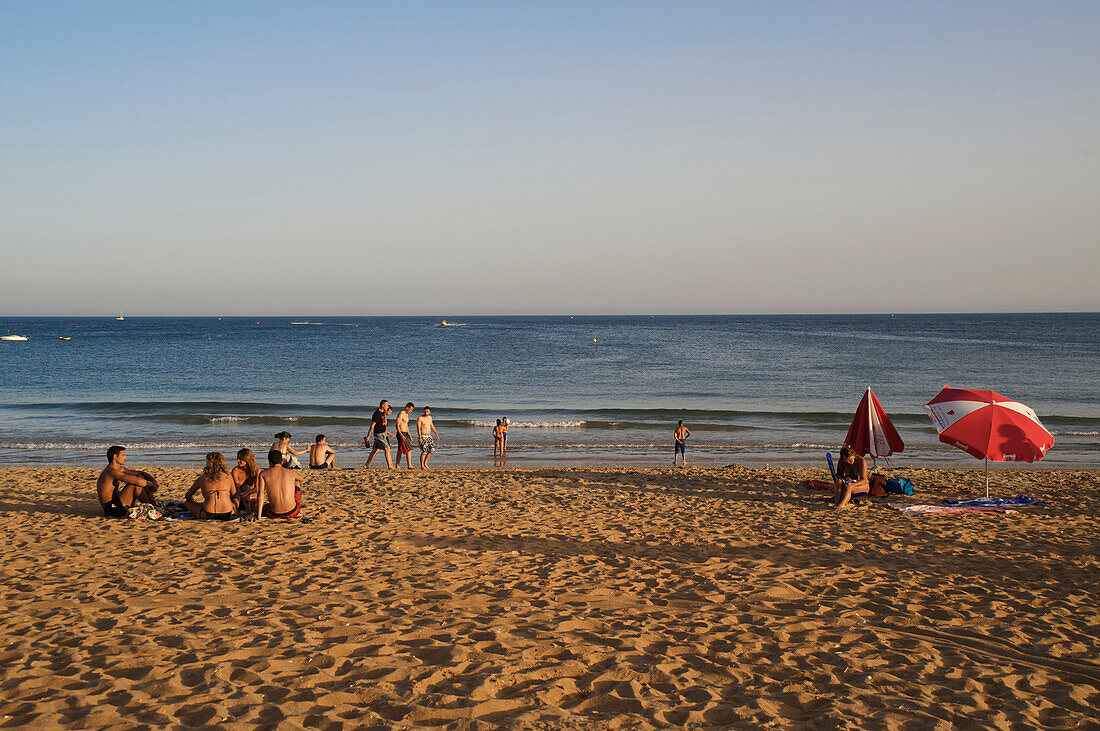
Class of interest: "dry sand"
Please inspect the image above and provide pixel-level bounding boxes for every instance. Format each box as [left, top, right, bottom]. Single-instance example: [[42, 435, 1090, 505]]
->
[[0, 464, 1097, 729]]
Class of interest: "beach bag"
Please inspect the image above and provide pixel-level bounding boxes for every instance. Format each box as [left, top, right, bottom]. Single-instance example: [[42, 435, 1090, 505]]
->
[[869, 474, 888, 497], [885, 477, 914, 496]]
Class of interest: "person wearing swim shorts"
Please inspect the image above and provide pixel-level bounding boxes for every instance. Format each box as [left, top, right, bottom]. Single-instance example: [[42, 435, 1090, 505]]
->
[[364, 400, 394, 469], [258, 449, 304, 519], [394, 402, 415, 469], [309, 434, 336, 469], [96, 445, 160, 518], [673, 420, 691, 467], [417, 406, 440, 469]]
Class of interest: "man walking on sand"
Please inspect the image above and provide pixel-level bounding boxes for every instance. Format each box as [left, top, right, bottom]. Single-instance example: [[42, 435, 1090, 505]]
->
[[258, 448, 304, 519], [674, 420, 691, 467], [417, 406, 440, 469], [364, 400, 394, 469], [97, 445, 160, 518], [394, 402, 415, 469]]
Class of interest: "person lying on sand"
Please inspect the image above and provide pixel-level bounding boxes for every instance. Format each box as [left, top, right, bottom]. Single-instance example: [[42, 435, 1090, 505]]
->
[[258, 448, 304, 519], [97, 445, 160, 518], [834, 445, 870, 509], [309, 434, 336, 469], [184, 452, 239, 520]]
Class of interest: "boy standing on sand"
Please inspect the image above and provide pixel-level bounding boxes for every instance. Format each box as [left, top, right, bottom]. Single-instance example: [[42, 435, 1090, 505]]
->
[[417, 407, 440, 469], [673, 421, 691, 467], [394, 402, 416, 469], [97, 445, 160, 517]]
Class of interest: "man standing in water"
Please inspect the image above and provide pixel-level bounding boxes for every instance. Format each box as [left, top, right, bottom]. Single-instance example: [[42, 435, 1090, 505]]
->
[[417, 406, 440, 469], [673, 420, 691, 467], [364, 400, 394, 469], [394, 402, 416, 469], [97, 445, 160, 517]]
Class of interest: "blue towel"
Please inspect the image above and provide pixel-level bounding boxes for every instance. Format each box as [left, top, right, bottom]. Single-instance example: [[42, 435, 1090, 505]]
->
[[942, 495, 1047, 508]]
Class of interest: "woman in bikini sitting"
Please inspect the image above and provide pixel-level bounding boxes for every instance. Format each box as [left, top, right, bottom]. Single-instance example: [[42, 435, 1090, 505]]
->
[[834, 445, 870, 509], [185, 452, 239, 520], [232, 448, 261, 516]]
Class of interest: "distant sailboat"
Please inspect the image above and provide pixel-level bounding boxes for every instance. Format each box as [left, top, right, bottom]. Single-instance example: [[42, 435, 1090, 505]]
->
[[116, 309, 125, 321]]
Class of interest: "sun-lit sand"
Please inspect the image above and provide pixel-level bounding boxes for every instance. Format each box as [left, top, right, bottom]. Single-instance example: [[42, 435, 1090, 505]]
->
[[0, 465, 1097, 728]]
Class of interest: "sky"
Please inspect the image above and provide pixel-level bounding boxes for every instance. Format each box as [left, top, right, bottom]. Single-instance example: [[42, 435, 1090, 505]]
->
[[1, 1, 1097, 316]]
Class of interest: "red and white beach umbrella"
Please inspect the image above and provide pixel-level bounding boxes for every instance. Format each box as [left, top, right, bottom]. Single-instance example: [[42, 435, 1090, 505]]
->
[[844, 387, 904, 463], [923, 386, 1054, 496]]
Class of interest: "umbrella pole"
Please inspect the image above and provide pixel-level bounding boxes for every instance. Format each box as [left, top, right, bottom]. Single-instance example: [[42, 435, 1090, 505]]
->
[[985, 457, 989, 499]]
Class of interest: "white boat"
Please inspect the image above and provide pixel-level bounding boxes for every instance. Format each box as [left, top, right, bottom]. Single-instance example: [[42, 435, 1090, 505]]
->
[[1, 335, 29, 341], [116, 309, 125, 321]]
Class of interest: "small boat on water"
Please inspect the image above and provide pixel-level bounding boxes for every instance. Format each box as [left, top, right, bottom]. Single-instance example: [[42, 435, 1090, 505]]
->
[[440, 319, 466, 327], [59, 336, 72, 341], [2, 335, 29, 341], [116, 309, 125, 321]]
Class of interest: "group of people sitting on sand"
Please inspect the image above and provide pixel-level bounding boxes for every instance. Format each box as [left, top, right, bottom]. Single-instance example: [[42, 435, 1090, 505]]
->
[[97, 445, 304, 521]]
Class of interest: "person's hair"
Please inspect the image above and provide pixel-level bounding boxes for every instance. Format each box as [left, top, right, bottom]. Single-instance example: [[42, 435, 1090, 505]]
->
[[406, 402, 414, 409], [268, 448, 283, 466], [107, 445, 125, 462], [379, 399, 388, 408], [275, 431, 290, 440], [678, 420, 683, 426], [496, 419, 502, 426], [840, 445, 854, 459], [315, 434, 325, 443], [236, 448, 259, 481], [202, 452, 228, 481]]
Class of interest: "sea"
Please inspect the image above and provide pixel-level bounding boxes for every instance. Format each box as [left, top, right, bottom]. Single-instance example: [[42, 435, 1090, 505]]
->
[[0, 314, 1097, 469]]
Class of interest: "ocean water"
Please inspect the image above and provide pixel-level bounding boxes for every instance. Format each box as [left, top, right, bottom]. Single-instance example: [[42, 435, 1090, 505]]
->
[[0, 314, 1097, 469]]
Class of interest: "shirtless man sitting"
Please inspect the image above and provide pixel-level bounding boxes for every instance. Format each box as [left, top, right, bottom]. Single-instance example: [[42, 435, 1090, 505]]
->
[[184, 452, 238, 520], [97, 445, 160, 518], [309, 434, 336, 469], [258, 449, 304, 519]]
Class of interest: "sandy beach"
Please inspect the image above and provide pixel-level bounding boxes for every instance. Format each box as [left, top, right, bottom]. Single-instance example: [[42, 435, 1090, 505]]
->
[[0, 464, 1096, 729]]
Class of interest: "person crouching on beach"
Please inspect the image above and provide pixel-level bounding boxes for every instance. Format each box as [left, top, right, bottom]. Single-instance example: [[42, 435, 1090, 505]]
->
[[674, 420, 691, 467], [184, 452, 238, 520], [232, 448, 261, 515], [97, 445, 161, 518], [834, 445, 870, 509], [258, 448, 303, 519], [271, 431, 307, 469], [309, 434, 336, 469]]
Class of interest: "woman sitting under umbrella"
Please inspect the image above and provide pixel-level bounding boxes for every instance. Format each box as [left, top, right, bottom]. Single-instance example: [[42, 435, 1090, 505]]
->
[[834, 445, 869, 509]]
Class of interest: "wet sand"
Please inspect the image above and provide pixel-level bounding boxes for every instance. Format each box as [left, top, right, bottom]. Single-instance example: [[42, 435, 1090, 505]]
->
[[0, 465, 1097, 729]]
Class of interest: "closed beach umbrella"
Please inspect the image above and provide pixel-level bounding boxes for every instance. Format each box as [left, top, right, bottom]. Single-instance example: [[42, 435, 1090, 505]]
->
[[923, 386, 1054, 497], [844, 387, 904, 464]]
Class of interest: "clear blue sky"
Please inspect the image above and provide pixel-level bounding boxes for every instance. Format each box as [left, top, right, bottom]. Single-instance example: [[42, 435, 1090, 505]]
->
[[2, 1, 1097, 315]]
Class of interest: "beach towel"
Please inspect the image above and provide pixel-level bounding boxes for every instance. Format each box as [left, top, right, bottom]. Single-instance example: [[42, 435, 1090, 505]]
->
[[942, 495, 1047, 508], [804, 479, 834, 491], [890, 503, 1019, 515], [127, 504, 165, 521]]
